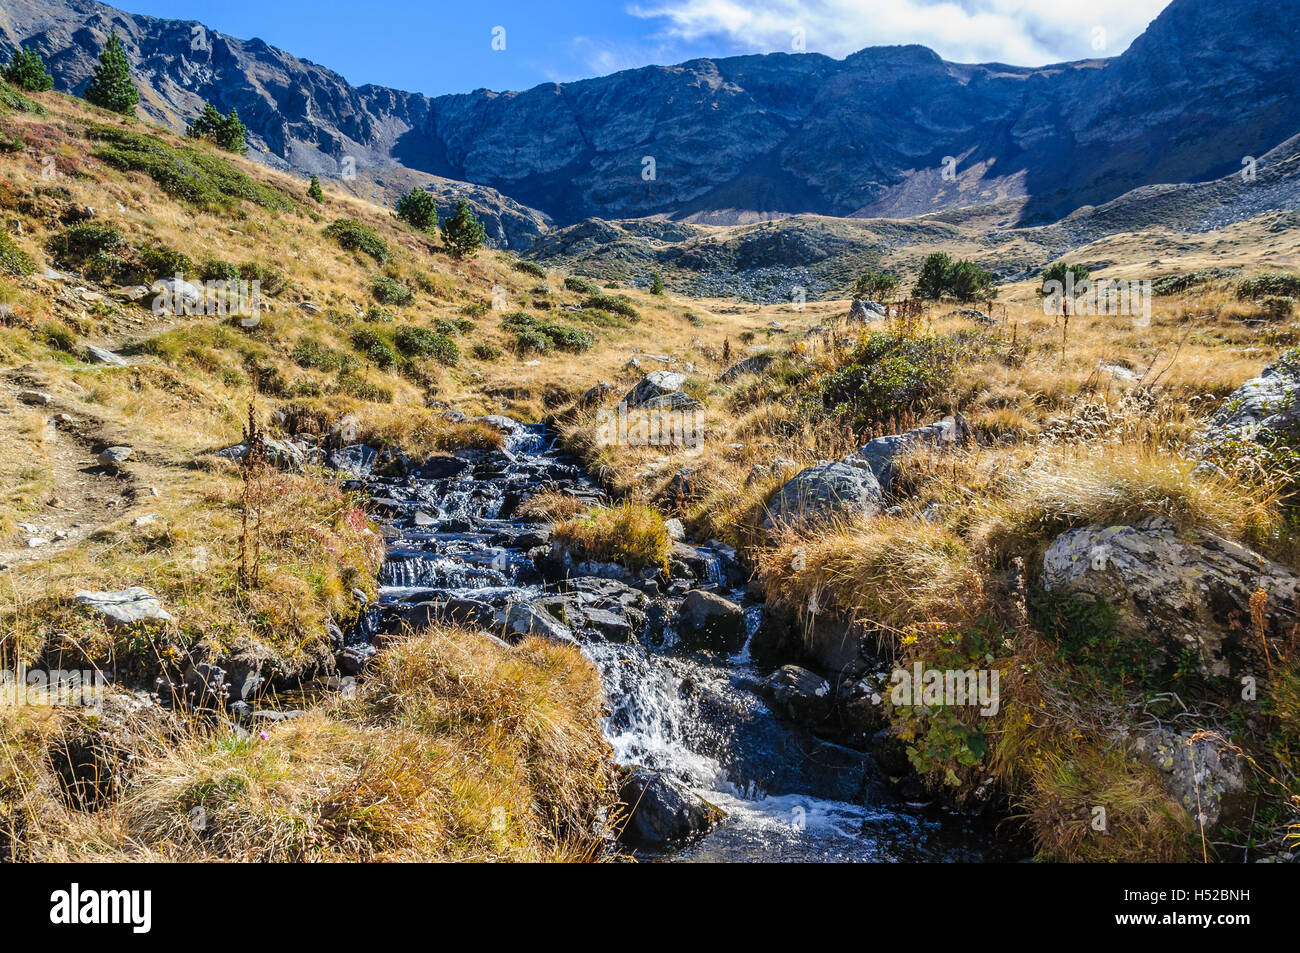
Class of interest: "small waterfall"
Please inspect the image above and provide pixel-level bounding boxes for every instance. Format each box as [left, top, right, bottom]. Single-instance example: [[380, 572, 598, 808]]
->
[[350, 418, 997, 862]]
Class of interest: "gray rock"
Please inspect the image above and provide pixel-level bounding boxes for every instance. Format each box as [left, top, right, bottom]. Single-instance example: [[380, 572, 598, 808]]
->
[[762, 460, 882, 530], [1132, 727, 1246, 830], [1041, 519, 1300, 677], [676, 589, 747, 653], [18, 390, 52, 406], [844, 414, 969, 494], [623, 371, 687, 408], [97, 446, 133, 469], [74, 587, 172, 627], [1202, 351, 1300, 456], [760, 664, 833, 725], [83, 344, 128, 366], [216, 434, 306, 471], [326, 444, 379, 477], [494, 602, 577, 645], [848, 299, 887, 322], [717, 353, 774, 383], [617, 767, 723, 848], [641, 391, 703, 410]]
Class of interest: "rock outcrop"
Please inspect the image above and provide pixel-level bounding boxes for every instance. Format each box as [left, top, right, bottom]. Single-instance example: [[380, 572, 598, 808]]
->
[[1040, 518, 1299, 677]]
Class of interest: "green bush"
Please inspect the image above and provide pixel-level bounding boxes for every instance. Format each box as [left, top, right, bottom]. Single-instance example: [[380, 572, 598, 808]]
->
[[307, 175, 324, 203], [349, 326, 397, 367], [293, 338, 358, 372], [46, 223, 127, 268], [365, 307, 395, 323], [200, 258, 240, 282], [502, 311, 594, 354], [0, 78, 43, 114], [564, 275, 599, 295], [0, 229, 35, 277], [371, 275, 413, 306], [396, 188, 439, 232], [323, 218, 390, 263], [852, 268, 901, 300], [334, 372, 393, 404], [820, 329, 983, 432], [439, 198, 486, 259], [582, 294, 639, 320], [394, 325, 459, 365], [237, 261, 287, 296], [511, 258, 546, 279], [471, 342, 503, 361], [1236, 272, 1300, 300], [139, 244, 194, 279], [89, 125, 291, 211]]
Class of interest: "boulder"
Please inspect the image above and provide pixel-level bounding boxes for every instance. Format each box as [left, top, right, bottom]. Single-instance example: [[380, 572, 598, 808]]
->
[[623, 371, 687, 408], [216, 434, 305, 471], [73, 587, 172, 628], [848, 299, 887, 322], [762, 461, 882, 530], [83, 344, 127, 366], [717, 354, 774, 383], [641, 391, 702, 410], [493, 602, 577, 645], [327, 444, 379, 477], [758, 665, 833, 726], [97, 446, 132, 469], [844, 414, 970, 494], [1040, 519, 1300, 677], [676, 590, 747, 653], [617, 767, 723, 848], [18, 390, 53, 406], [1132, 727, 1246, 831], [1202, 351, 1300, 454]]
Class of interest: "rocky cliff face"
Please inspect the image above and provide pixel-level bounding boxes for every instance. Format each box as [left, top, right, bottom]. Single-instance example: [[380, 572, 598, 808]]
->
[[2, 0, 1297, 231]]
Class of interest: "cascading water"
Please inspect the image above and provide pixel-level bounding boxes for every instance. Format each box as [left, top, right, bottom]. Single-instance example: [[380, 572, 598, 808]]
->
[[349, 417, 1000, 862]]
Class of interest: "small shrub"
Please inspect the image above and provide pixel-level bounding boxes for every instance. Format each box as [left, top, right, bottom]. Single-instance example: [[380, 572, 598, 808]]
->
[[394, 325, 459, 365], [583, 294, 639, 320], [371, 275, 413, 306], [46, 222, 126, 268], [564, 275, 598, 295], [138, 244, 194, 279], [200, 258, 240, 282], [324, 218, 390, 263], [501, 311, 594, 354], [349, 326, 397, 368], [1237, 272, 1300, 300], [307, 175, 324, 203], [511, 258, 546, 279], [0, 229, 35, 277], [471, 342, 503, 361]]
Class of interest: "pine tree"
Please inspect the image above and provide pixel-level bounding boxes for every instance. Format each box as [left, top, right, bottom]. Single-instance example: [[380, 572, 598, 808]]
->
[[307, 175, 324, 203], [650, 271, 665, 295], [218, 107, 248, 154], [439, 198, 486, 259], [187, 103, 247, 154], [2, 46, 53, 92], [187, 103, 224, 141], [396, 187, 438, 231], [82, 32, 138, 116]]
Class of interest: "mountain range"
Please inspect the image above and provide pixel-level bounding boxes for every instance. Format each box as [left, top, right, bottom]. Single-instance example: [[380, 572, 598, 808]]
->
[[1, 0, 1297, 250]]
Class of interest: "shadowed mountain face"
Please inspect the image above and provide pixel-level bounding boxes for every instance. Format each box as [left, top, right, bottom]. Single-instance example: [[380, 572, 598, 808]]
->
[[1, 0, 1297, 231]]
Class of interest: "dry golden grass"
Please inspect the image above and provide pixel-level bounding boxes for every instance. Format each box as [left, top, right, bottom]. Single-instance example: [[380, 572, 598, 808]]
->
[[5, 627, 617, 862], [552, 501, 673, 574]]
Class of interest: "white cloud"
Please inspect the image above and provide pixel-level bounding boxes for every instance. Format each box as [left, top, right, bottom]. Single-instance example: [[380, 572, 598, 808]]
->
[[627, 0, 1174, 65]]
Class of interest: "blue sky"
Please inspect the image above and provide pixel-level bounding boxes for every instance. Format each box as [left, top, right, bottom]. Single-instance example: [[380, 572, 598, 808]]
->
[[121, 0, 1174, 97]]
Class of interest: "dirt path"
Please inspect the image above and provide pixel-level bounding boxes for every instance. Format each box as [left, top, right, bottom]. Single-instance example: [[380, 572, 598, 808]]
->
[[0, 367, 143, 571]]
